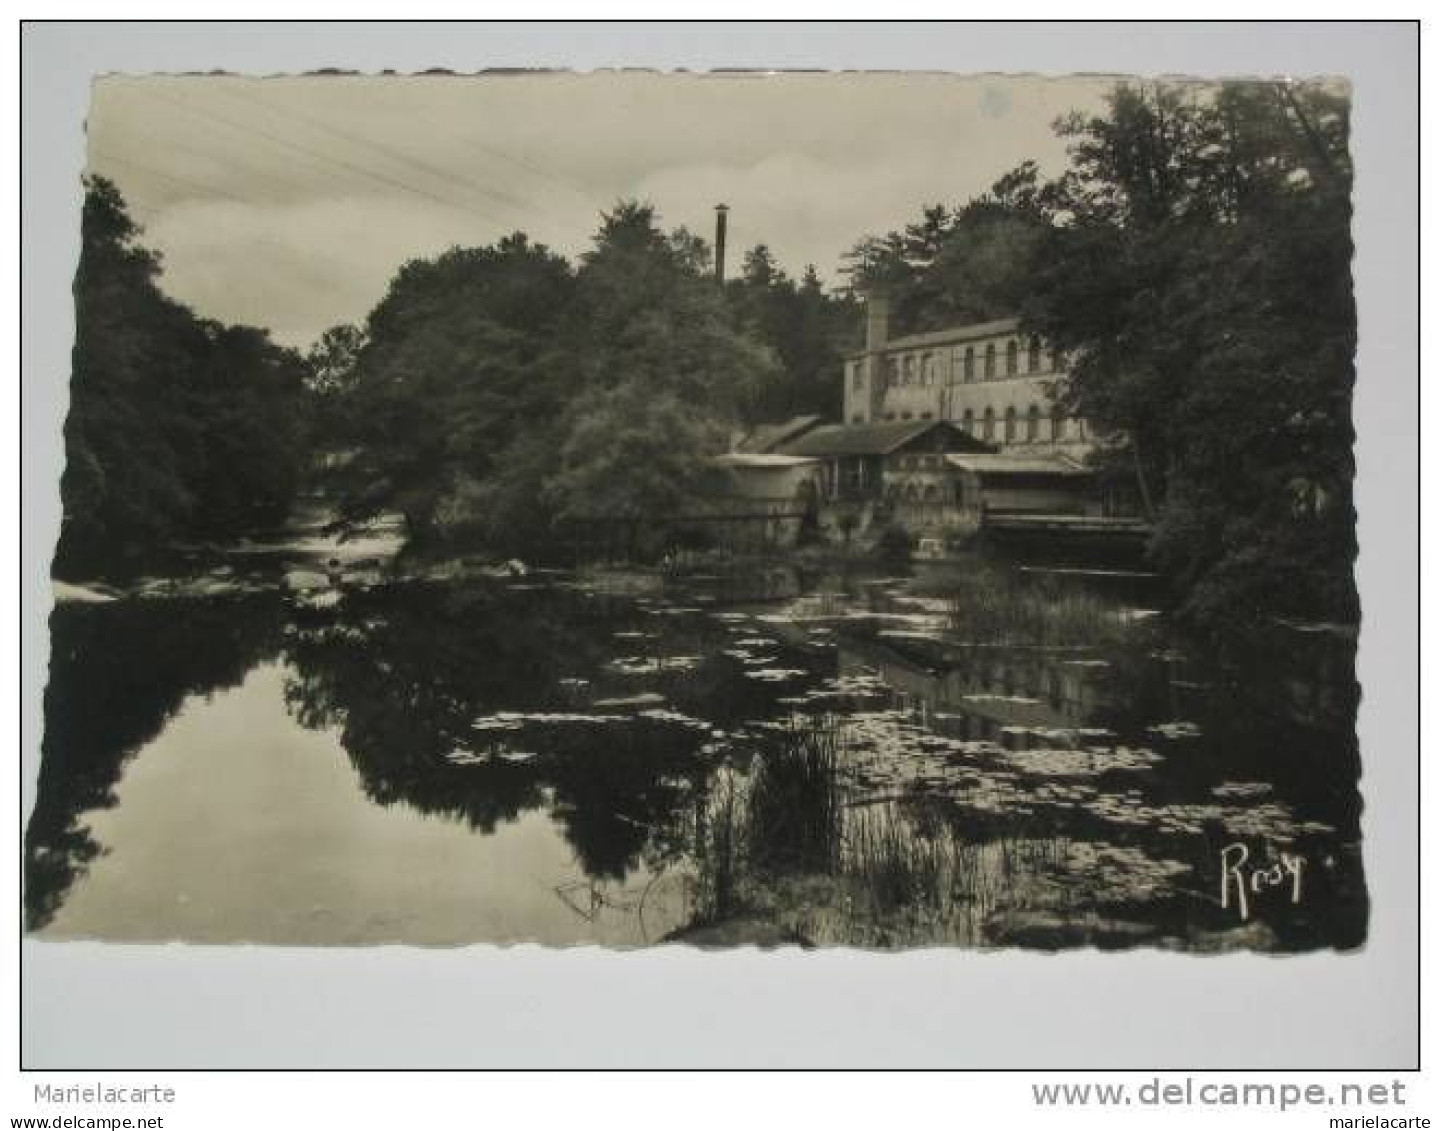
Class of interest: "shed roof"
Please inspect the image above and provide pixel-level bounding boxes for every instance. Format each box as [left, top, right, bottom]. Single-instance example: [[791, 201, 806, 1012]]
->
[[945, 453, 1091, 477], [711, 452, 820, 469], [779, 419, 988, 458], [734, 414, 824, 454]]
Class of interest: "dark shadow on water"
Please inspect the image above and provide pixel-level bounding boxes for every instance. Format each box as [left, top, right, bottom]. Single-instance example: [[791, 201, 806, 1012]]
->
[[28, 566, 1367, 950], [26, 595, 285, 930]]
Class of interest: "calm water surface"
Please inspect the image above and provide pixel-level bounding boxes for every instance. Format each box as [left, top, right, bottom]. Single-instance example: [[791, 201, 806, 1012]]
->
[[27, 546, 1366, 949]]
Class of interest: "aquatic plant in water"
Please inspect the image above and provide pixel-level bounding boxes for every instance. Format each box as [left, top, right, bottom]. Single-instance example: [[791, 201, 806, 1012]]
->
[[944, 562, 1134, 648]]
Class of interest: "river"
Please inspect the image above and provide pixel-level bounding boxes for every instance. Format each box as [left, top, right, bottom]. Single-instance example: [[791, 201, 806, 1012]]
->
[[27, 522, 1366, 950]]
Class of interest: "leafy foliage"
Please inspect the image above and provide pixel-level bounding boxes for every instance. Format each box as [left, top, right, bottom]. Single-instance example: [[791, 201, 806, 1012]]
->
[[327, 202, 781, 557], [841, 163, 1054, 335], [729, 247, 859, 420], [324, 233, 574, 543], [1024, 81, 1358, 628], [840, 82, 1358, 630]]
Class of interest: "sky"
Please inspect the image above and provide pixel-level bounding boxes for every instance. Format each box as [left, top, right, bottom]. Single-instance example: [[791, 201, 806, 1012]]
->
[[86, 71, 1113, 351]]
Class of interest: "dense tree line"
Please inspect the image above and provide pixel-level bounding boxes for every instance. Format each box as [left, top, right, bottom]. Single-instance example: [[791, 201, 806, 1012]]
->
[[319, 203, 790, 556], [842, 162, 1053, 336], [61, 79, 1360, 633], [56, 177, 307, 579], [841, 81, 1358, 630], [727, 246, 859, 421], [1036, 81, 1357, 630]]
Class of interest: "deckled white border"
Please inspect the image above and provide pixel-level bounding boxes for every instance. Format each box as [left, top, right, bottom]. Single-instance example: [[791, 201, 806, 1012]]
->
[[18, 21, 1418, 1068]]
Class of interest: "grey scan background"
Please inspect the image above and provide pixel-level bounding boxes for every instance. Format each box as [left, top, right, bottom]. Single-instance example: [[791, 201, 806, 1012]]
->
[[19, 21, 1419, 1069]]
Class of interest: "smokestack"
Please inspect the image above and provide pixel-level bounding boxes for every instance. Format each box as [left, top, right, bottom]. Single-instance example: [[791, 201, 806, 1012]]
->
[[713, 203, 729, 284], [863, 286, 890, 352]]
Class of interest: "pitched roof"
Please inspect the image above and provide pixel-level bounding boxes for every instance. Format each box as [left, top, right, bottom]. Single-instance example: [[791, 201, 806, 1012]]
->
[[779, 419, 984, 458], [846, 317, 1022, 358], [945, 453, 1090, 477], [711, 452, 820, 469], [734, 414, 824, 454]]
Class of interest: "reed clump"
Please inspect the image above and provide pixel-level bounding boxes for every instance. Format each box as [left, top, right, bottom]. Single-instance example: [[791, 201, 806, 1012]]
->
[[945, 562, 1127, 647], [745, 723, 843, 876], [688, 721, 844, 923], [687, 719, 1075, 942]]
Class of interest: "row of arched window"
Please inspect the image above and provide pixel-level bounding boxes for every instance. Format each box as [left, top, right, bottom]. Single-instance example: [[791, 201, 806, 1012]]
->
[[958, 338, 1063, 383], [871, 338, 1064, 389], [957, 403, 1086, 444]]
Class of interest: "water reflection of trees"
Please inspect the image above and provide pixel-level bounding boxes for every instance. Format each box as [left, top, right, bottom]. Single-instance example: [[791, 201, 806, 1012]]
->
[[821, 618, 1366, 950], [279, 582, 728, 880], [836, 622, 1362, 840], [1090, 626, 1363, 839], [30, 575, 1366, 949], [27, 596, 283, 930]]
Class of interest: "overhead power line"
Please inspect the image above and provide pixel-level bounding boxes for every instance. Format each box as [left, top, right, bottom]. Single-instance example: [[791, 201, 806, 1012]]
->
[[136, 86, 512, 229], [85, 149, 339, 265], [90, 148, 266, 209], [208, 84, 537, 219]]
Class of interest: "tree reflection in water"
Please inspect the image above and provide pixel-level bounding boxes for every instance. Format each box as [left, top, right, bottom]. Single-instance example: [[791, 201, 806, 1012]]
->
[[26, 595, 283, 930], [28, 569, 1368, 950], [279, 581, 724, 881]]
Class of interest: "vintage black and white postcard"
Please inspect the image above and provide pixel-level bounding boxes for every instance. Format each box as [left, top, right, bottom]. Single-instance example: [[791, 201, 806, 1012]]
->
[[28, 68, 1366, 952]]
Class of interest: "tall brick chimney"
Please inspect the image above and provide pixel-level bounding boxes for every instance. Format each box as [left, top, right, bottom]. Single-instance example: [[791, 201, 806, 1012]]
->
[[714, 203, 730, 284], [864, 286, 890, 352]]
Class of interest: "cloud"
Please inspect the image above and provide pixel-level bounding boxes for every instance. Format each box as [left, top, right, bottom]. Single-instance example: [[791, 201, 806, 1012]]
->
[[142, 194, 481, 348], [90, 72, 1114, 349]]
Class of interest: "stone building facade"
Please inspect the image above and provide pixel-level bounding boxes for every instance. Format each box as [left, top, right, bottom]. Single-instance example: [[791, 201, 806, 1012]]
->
[[842, 294, 1090, 453]]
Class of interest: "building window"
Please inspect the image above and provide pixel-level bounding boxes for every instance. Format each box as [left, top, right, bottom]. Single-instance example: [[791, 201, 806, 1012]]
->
[[982, 406, 996, 441], [886, 356, 899, 385], [852, 413, 864, 424], [901, 410, 913, 420], [1026, 404, 1041, 441], [962, 408, 974, 434], [964, 346, 976, 382], [923, 353, 937, 385], [1028, 337, 1042, 374], [920, 410, 933, 420], [1051, 406, 1065, 441], [984, 343, 996, 380], [1004, 406, 1018, 443], [851, 362, 863, 391], [1050, 347, 1064, 371], [1005, 339, 1019, 377], [885, 411, 897, 421], [903, 355, 917, 384]]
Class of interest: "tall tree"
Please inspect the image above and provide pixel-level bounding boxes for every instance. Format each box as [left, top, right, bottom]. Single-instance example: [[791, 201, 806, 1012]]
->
[[841, 164, 1054, 334], [57, 178, 306, 578], [324, 202, 779, 558], [543, 203, 776, 534], [1026, 80, 1357, 629], [730, 245, 857, 421], [328, 234, 574, 543]]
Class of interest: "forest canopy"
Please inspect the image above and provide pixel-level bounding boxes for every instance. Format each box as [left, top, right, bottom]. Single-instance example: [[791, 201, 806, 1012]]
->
[[59, 78, 1358, 633], [839, 80, 1357, 629], [56, 176, 308, 579], [318, 202, 783, 555]]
